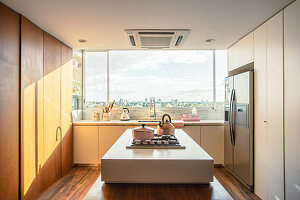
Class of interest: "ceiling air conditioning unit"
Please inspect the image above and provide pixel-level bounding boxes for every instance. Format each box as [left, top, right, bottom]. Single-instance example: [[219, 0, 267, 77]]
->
[[124, 29, 190, 49]]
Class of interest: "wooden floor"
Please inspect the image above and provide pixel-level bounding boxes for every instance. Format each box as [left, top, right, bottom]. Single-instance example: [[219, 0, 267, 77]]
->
[[38, 166, 260, 200]]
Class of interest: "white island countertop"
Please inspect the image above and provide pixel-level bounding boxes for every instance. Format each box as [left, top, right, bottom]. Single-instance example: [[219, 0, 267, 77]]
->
[[101, 129, 214, 183], [73, 119, 224, 126]]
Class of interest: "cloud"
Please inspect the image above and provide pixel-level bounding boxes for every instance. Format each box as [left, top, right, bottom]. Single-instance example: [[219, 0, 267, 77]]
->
[[109, 50, 210, 72]]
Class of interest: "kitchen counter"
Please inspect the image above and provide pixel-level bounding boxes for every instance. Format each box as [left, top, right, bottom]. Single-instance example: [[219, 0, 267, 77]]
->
[[101, 129, 214, 183], [72, 119, 224, 126]]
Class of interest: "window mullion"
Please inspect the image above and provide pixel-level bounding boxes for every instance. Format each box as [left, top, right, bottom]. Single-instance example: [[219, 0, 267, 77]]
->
[[107, 50, 110, 105], [213, 50, 216, 107]]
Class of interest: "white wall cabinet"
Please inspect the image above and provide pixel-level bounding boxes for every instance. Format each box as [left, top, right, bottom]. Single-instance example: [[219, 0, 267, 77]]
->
[[228, 32, 254, 71], [253, 23, 268, 200], [74, 126, 99, 164], [200, 126, 224, 165], [284, 1, 300, 199], [266, 11, 284, 200], [253, 11, 284, 200]]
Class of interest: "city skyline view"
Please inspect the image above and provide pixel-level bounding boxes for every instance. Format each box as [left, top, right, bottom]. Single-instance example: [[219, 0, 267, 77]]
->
[[85, 50, 227, 106]]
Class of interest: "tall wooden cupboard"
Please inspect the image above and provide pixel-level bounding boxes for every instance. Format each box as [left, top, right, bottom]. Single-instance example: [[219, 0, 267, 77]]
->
[[40, 33, 73, 194], [20, 15, 73, 200], [0, 2, 20, 199], [21, 16, 44, 200]]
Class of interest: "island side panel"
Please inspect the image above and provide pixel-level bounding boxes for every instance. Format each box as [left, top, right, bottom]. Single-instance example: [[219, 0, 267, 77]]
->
[[101, 159, 213, 183]]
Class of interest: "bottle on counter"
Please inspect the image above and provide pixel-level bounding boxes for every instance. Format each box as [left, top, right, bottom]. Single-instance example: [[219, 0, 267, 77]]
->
[[192, 107, 197, 118]]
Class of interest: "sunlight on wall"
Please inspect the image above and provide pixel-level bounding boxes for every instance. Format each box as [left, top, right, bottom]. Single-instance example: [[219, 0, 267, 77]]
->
[[24, 82, 36, 194], [61, 60, 73, 138], [43, 68, 61, 163]]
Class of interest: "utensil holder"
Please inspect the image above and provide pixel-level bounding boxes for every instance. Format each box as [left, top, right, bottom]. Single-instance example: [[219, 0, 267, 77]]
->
[[103, 112, 110, 121]]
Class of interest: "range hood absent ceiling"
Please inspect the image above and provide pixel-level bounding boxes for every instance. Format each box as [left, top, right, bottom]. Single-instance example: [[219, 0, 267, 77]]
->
[[125, 29, 190, 49]]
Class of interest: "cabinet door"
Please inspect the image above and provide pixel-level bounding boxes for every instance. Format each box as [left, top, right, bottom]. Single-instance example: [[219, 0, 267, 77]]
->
[[74, 126, 99, 164], [20, 16, 44, 200], [99, 126, 124, 163], [182, 126, 200, 146], [123, 126, 136, 132], [266, 11, 284, 200], [0, 3, 20, 199], [284, 1, 300, 199], [200, 126, 224, 164], [253, 23, 268, 200], [61, 44, 73, 175], [228, 32, 254, 71], [42, 32, 62, 190]]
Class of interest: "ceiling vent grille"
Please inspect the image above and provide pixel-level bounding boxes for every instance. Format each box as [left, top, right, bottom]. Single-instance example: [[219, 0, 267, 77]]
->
[[125, 29, 190, 49]]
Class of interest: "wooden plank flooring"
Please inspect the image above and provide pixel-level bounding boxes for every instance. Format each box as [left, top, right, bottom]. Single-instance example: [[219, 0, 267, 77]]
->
[[38, 166, 260, 200]]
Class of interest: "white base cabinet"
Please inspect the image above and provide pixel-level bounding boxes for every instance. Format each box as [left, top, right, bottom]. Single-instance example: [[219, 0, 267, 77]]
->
[[182, 126, 201, 146], [99, 126, 124, 163], [74, 126, 99, 164], [200, 126, 224, 165], [74, 125, 224, 165]]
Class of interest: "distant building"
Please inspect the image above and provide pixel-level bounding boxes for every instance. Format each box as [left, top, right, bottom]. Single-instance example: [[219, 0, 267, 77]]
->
[[172, 99, 179, 107]]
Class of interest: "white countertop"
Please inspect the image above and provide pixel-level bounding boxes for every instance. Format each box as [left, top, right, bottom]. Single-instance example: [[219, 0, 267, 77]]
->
[[73, 119, 224, 126], [102, 129, 213, 160]]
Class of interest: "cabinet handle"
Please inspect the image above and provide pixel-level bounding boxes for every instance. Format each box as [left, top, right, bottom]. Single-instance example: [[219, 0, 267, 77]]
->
[[56, 126, 62, 141], [264, 120, 267, 123]]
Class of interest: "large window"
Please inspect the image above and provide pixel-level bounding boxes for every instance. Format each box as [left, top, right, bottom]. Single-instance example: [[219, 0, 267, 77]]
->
[[83, 50, 226, 108], [84, 51, 107, 107]]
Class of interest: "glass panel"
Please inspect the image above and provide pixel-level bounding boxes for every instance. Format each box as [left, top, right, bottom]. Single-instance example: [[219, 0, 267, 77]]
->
[[215, 50, 227, 105], [72, 50, 83, 110], [85, 51, 107, 107], [109, 50, 213, 108]]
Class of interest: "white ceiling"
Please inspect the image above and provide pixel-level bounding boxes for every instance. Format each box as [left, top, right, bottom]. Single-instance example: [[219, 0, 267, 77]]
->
[[0, 0, 294, 50]]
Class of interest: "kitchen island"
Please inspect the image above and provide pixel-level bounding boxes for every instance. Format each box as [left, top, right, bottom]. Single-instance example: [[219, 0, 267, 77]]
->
[[101, 129, 214, 184]]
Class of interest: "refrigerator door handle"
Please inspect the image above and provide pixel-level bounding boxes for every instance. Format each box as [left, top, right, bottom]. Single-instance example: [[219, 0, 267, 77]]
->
[[228, 89, 233, 144], [231, 89, 236, 145]]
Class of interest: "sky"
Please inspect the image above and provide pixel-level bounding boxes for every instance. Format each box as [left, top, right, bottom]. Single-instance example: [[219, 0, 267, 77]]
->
[[85, 50, 227, 103]]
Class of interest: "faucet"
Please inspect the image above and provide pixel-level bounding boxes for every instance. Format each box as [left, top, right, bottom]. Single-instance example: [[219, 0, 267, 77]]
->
[[149, 97, 156, 120]]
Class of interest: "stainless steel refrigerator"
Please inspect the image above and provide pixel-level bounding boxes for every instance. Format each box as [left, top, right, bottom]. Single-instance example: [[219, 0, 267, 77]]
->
[[224, 70, 254, 191]]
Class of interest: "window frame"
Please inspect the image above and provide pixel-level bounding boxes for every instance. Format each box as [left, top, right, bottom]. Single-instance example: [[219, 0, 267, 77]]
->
[[82, 49, 224, 109]]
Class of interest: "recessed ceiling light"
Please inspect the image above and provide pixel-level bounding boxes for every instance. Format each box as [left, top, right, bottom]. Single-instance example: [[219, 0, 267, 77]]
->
[[78, 39, 87, 43], [205, 39, 215, 43]]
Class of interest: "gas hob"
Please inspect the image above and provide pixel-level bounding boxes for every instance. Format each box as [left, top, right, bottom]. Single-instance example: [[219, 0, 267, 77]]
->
[[126, 134, 186, 149]]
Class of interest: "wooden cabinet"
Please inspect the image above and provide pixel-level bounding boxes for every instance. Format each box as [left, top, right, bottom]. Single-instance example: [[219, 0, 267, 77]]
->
[[284, 1, 300, 199], [253, 23, 268, 200], [61, 44, 73, 175], [74, 126, 99, 164], [99, 126, 124, 163], [0, 3, 20, 199], [41, 32, 62, 191], [228, 32, 254, 71], [20, 16, 44, 200], [182, 126, 201, 146], [253, 11, 284, 199], [200, 126, 224, 165]]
